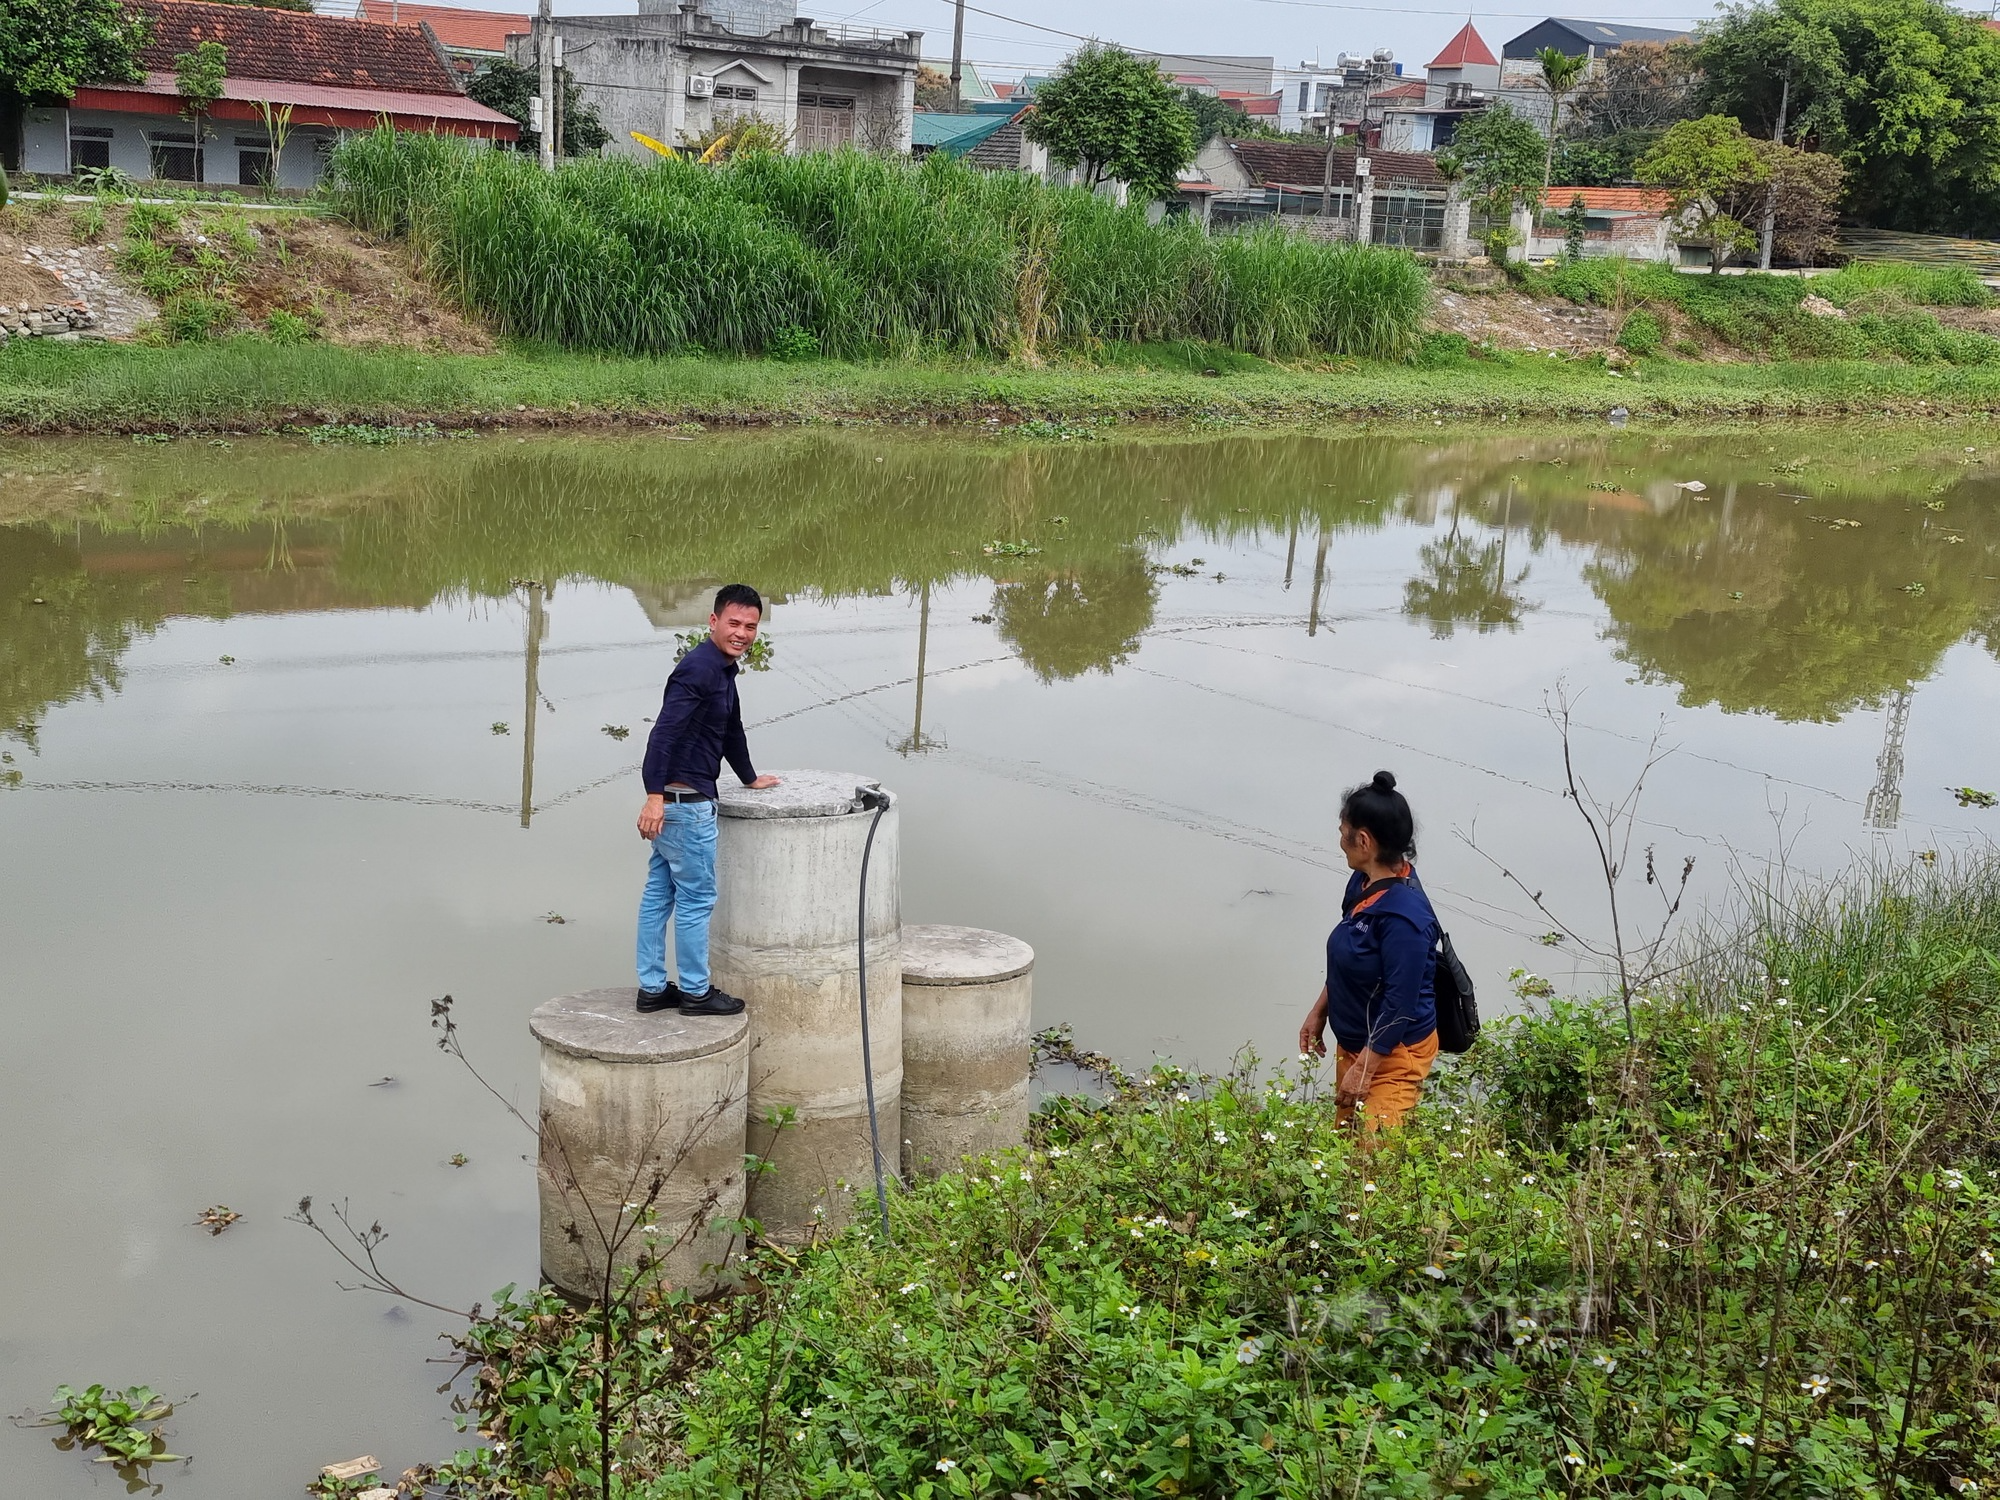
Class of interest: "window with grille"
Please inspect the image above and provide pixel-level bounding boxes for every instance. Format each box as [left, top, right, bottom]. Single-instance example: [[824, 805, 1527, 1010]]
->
[[149, 131, 200, 182], [714, 84, 758, 101], [69, 129, 113, 173]]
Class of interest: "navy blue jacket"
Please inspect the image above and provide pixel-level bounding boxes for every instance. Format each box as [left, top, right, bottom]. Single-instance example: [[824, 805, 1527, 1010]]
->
[[1324, 868, 1439, 1055], [641, 639, 757, 798]]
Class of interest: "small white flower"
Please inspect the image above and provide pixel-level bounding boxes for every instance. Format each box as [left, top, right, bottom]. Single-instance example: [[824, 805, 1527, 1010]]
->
[[1389, 1427, 1408, 1439], [1236, 1336, 1263, 1365], [1949, 1479, 1978, 1496], [1001, 1270, 1017, 1281], [1592, 1353, 1617, 1373], [1477, 1408, 1489, 1418], [1174, 1092, 1190, 1103], [1019, 1170, 1032, 1183], [1119, 1303, 1140, 1318], [1802, 1374, 1831, 1397], [1308, 1239, 1321, 1250], [1214, 1131, 1229, 1144], [1423, 1263, 1446, 1280], [1130, 1226, 1145, 1238], [1979, 1248, 1995, 1268], [1520, 1174, 1536, 1186], [1261, 1131, 1277, 1143], [1048, 1145, 1066, 1158], [899, 1282, 921, 1294], [1229, 1203, 1251, 1219], [1735, 1432, 1755, 1447], [1363, 1181, 1378, 1194], [1563, 1453, 1584, 1467], [1346, 1212, 1361, 1222], [935, 1458, 957, 1472]]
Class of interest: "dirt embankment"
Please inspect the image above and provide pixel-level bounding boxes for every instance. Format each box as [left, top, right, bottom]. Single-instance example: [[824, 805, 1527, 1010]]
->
[[0, 197, 488, 350]]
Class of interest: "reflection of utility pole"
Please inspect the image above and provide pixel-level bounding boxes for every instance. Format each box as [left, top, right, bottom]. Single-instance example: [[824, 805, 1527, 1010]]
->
[[1283, 515, 1299, 590], [1864, 687, 1912, 831], [520, 581, 546, 828], [1306, 528, 1330, 636], [895, 581, 947, 756]]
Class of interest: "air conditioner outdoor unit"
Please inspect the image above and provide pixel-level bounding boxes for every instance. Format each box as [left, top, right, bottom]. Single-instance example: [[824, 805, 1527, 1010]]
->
[[687, 74, 715, 97]]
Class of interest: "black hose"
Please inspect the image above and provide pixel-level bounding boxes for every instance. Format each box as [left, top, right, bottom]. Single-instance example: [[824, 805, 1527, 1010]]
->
[[854, 785, 893, 1241]]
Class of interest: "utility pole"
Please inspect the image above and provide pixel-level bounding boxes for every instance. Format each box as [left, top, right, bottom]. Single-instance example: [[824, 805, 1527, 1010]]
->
[[551, 33, 564, 163], [948, 0, 967, 113], [1757, 71, 1790, 271], [536, 0, 555, 172], [1307, 528, 1330, 636]]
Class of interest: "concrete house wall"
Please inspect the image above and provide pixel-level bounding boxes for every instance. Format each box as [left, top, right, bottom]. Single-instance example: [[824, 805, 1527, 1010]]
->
[[22, 105, 331, 188]]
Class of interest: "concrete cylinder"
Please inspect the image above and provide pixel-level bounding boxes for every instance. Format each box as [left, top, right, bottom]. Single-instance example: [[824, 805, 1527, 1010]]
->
[[529, 989, 749, 1300], [711, 771, 900, 1235], [900, 925, 1034, 1178]]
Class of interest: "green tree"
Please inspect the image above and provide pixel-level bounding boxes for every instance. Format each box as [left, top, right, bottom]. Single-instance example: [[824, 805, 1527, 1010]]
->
[[0, 0, 149, 167], [1637, 114, 1768, 271], [915, 64, 956, 113], [1178, 86, 1266, 144], [466, 60, 609, 157], [1532, 45, 1590, 206], [1023, 44, 1198, 200], [173, 40, 226, 181], [1452, 102, 1547, 250], [1696, 0, 2000, 234], [1551, 128, 1663, 186]]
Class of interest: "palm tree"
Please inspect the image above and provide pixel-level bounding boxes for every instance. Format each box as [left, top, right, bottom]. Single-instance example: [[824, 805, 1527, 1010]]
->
[[1533, 45, 1589, 212]]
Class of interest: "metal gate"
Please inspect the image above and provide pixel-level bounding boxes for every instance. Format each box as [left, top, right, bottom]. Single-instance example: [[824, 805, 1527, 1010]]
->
[[796, 92, 855, 152]]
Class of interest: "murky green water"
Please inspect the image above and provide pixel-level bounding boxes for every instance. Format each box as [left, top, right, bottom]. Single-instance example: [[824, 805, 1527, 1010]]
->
[[3, 425, 1997, 1494]]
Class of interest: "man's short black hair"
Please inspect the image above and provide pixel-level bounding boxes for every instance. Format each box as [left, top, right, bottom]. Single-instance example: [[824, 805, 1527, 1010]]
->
[[713, 583, 763, 617]]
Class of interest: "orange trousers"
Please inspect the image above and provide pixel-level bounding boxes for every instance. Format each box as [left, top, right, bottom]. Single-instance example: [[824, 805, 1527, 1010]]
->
[[1334, 1029, 1439, 1131]]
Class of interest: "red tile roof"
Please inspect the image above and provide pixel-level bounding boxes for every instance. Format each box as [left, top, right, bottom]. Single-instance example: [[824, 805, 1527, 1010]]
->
[[1221, 137, 1443, 187], [75, 71, 518, 135], [356, 1, 528, 54], [131, 0, 463, 95], [1428, 22, 1498, 69], [1547, 186, 1672, 212], [1370, 80, 1428, 101]]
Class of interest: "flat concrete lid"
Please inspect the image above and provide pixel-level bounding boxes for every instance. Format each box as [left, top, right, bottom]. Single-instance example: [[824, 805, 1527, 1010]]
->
[[531, 988, 749, 1062], [901, 924, 1035, 986], [717, 769, 890, 820]]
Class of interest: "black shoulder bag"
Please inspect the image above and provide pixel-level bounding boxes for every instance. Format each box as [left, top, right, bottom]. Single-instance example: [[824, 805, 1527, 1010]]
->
[[1433, 930, 1480, 1054]]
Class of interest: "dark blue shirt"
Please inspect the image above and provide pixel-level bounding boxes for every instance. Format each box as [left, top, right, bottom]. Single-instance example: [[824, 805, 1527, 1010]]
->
[[1324, 868, 1439, 1055], [641, 639, 758, 798]]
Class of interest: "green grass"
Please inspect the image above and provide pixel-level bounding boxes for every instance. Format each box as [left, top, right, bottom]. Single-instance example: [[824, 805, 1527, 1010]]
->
[[323, 128, 1433, 361], [1515, 256, 2000, 364], [409, 855, 2000, 1499], [10, 334, 2000, 437]]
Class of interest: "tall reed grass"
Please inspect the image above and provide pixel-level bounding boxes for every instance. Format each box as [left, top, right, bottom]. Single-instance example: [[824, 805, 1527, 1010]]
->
[[325, 129, 1430, 361]]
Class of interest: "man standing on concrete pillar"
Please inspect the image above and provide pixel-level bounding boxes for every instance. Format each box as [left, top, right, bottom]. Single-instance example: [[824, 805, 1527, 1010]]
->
[[635, 583, 780, 1016]]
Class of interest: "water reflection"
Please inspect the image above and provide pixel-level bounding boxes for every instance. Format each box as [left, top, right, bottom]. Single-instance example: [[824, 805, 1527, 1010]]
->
[[3, 428, 1998, 747]]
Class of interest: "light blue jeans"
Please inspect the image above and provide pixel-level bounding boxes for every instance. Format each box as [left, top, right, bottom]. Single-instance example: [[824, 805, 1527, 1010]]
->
[[635, 799, 718, 995]]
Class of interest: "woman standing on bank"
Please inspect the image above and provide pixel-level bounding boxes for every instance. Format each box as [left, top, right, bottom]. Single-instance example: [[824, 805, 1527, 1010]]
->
[[1298, 771, 1440, 1130]]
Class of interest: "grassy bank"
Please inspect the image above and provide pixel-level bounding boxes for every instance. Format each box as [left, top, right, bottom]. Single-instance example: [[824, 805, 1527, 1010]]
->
[[399, 854, 2000, 1499], [10, 336, 2000, 436], [326, 130, 1429, 360]]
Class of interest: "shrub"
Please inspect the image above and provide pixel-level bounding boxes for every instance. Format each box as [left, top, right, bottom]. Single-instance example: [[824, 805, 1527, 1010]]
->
[[764, 325, 820, 361], [155, 294, 235, 344], [69, 205, 107, 245], [1413, 329, 1474, 367], [1615, 307, 1663, 355], [262, 308, 316, 345], [125, 201, 180, 241], [323, 127, 1430, 361], [1816, 259, 1994, 309]]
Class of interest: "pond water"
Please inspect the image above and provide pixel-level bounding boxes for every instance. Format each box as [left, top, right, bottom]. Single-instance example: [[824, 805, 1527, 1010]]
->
[[3, 424, 1997, 1494]]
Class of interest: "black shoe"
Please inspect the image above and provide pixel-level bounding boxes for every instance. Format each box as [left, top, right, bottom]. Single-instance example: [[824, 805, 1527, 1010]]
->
[[636, 985, 679, 1013], [674, 983, 746, 1016]]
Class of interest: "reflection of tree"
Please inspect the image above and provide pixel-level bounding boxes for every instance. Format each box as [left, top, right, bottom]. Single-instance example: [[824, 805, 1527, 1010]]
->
[[1402, 520, 1533, 639], [0, 531, 174, 747], [993, 553, 1158, 682]]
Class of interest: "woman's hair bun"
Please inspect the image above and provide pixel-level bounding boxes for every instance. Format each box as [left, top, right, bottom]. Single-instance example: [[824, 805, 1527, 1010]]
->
[[1370, 770, 1397, 793]]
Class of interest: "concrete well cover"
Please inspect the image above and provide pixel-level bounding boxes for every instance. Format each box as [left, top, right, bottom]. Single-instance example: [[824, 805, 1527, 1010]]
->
[[901, 924, 1035, 986], [530, 988, 749, 1063], [716, 769, 890, 820]]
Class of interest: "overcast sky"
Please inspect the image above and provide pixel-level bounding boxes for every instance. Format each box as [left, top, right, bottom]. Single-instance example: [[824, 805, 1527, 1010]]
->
[[505, 0, 1726, 81]]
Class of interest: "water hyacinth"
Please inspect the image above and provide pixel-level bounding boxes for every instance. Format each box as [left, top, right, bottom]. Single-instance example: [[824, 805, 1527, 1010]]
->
[[324, 128, 1430, 362]]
